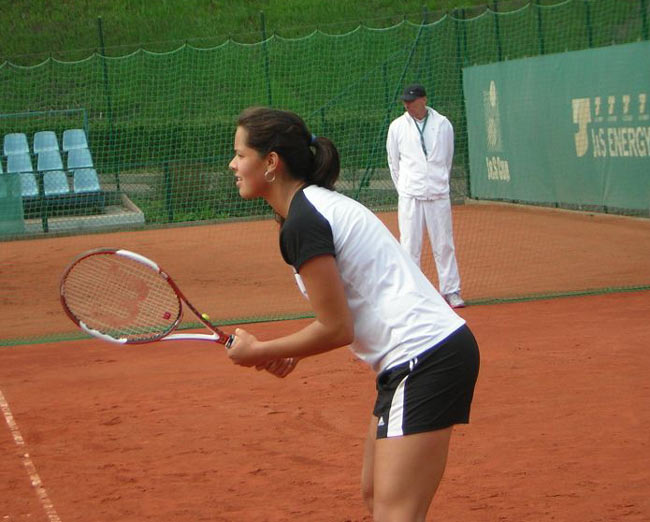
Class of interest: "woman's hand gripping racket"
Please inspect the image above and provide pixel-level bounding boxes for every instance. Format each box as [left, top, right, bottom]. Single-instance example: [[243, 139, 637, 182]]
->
[[60, 248, 234, 347]]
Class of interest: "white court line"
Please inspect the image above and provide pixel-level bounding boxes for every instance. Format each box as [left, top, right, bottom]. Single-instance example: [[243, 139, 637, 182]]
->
[[0, 389, 62, 522]]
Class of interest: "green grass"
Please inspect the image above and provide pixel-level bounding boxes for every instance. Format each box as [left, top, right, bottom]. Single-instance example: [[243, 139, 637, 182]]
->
[[5, 0, 500, 64]]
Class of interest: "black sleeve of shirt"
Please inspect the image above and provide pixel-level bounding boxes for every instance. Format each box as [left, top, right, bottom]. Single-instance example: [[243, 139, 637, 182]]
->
[[279, 191, 335, 272]]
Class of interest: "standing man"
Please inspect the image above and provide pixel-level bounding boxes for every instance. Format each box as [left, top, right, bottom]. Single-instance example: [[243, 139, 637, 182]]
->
[[386, 84, 465, 308]]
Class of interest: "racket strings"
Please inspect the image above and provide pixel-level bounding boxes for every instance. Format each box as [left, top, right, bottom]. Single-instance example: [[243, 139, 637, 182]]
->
[[63, 255, 181, 341]]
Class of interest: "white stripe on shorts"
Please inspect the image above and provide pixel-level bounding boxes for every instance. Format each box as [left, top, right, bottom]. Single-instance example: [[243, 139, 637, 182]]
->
[[387, 374, 409, 437], [386, 358, 418, 437]]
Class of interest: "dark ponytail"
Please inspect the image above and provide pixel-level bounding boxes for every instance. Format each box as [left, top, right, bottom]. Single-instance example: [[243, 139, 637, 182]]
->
[[237, 107, 340, 189], [309, 136, 340, 190]]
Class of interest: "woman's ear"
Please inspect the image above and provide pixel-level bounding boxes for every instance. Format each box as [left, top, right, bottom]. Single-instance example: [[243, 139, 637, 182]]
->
[[266, 151, 280, 174]]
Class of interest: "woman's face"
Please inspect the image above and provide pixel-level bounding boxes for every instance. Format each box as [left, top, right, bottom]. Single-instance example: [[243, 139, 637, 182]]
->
[[229, 126, 268, 200]]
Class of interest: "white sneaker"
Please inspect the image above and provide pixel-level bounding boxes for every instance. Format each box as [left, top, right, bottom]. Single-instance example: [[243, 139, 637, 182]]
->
[[445, 292, 466, 309]]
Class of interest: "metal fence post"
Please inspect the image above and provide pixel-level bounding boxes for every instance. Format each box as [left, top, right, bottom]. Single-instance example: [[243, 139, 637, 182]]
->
[[536, 0, 546, 55], [260, 11, 273, 107], [97, 17, 120, 190], [493, 1, 503, 61]]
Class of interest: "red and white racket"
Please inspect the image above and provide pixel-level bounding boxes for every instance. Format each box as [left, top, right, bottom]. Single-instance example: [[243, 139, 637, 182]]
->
[[60, 248, 233, 347]]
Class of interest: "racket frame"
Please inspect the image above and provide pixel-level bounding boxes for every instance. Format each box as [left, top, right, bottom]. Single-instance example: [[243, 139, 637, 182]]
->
[[60, 247, 233, 347]]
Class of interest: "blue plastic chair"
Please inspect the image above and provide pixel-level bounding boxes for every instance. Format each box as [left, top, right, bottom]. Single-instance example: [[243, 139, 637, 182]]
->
[[67, 148, 94, 169], [19, 173, 39, 197], [43, 171, 70, 195], [73, 168, 101, 193], [37, 150, 64, 172], [33, 131, 60, 154], [62, 129, 88, 151], [7, 153, 33, 174], [3, 133, 29, 156], [6, 153, 38, 197]]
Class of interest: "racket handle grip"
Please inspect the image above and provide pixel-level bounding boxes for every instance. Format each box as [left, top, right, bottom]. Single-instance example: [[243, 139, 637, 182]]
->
[[225, 334, 234, 349]]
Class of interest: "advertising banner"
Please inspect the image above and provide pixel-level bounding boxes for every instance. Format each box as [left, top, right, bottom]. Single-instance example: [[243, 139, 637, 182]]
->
[[463, 41, 650, 211]]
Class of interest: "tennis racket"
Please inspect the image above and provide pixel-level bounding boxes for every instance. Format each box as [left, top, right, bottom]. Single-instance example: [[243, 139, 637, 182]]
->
[[60, 247, 233, 347]]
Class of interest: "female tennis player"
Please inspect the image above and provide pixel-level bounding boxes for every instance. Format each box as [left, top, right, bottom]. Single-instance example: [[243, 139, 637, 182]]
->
[[227, 106, 480, 522]]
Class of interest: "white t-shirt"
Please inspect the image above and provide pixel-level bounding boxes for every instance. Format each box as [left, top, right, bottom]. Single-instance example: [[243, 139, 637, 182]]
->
[[280, 185, 465, 373]]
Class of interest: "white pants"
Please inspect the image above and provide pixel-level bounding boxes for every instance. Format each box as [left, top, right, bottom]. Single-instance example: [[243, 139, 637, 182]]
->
[[397, 196, 461, 295]]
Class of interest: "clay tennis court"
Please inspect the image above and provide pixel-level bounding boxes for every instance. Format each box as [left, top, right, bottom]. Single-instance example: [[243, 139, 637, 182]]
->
[[1, 204, 649, 521]]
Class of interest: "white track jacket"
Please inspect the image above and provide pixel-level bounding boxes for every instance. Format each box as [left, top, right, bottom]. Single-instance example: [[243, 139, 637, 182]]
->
[[386, 107, 454, 199]]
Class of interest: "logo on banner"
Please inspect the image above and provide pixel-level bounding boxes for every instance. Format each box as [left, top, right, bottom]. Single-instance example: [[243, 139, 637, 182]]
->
[[483, 80, 510, 181], [484, 80, 502, 151], [572, 93, 650, 158]]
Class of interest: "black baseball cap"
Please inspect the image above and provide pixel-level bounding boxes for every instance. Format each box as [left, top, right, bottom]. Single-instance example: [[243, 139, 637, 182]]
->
[[400, 84, 427, 101]]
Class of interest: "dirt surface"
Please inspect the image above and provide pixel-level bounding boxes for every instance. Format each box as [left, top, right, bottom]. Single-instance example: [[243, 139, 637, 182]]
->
[[1, 203, 649, 520], [1, 291, 649, 521], [2, 203, 650, 344]]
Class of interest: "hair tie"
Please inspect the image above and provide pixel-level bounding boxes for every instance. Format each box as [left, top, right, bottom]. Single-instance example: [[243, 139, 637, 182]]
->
[[310, 134, 318, 145]]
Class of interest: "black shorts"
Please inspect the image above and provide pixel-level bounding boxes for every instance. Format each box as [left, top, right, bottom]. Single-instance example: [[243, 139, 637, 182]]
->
[[373, 325, 480, 439]]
